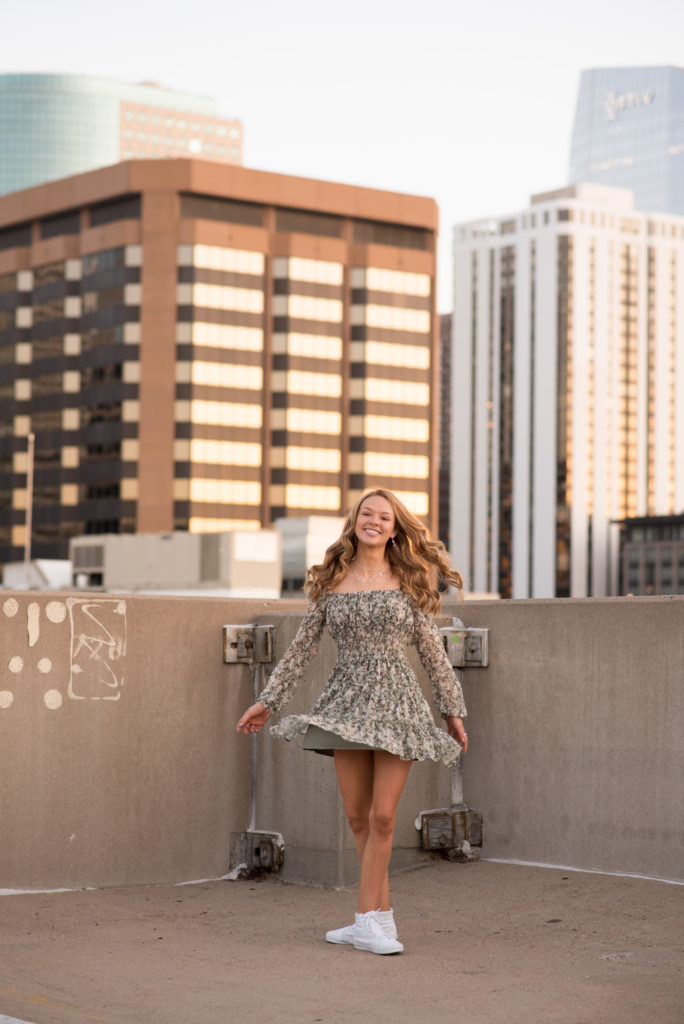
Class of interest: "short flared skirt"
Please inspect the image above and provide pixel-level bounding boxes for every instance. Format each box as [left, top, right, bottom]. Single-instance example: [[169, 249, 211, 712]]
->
[[269, 656, 462, 767]]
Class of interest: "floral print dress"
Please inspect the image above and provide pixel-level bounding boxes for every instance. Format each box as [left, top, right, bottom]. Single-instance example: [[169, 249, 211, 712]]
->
[[258, 589, 467, 766]]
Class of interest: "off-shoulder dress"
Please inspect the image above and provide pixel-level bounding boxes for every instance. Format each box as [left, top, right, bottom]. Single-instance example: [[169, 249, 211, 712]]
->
[[257, 589, 466, 767]]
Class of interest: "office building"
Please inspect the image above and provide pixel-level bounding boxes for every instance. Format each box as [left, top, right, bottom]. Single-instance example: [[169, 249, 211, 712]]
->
[[276, 515, 345, 593], [0, 158, 439, 565], [0, 73, 242, 196], [615, 513, 684, 596], [438, 312, 452, 549], [569, 66, 684, 216], [69, 529, 282, 597], [451, 183, 684, 598]]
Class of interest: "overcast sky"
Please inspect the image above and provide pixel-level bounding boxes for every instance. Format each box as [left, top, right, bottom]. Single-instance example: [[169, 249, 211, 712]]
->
[[5, 0, 683, 309]]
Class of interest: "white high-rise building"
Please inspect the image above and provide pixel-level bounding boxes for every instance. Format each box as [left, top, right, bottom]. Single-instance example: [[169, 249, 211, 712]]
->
[[450, 183, 684, 598]]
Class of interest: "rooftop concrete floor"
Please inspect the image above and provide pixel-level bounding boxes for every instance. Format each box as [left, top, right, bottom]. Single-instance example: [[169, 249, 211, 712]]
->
[[0, 859, 682, 1024]]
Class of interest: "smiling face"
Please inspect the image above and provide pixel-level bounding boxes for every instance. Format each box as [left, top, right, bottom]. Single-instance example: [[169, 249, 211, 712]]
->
[[353, 494, 397, 553]]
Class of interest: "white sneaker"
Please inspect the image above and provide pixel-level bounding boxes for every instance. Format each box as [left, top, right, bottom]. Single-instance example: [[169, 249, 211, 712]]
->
[[326, 909, 398, 945], [352, 911, 404, 955], [325, 923, 355, 944]]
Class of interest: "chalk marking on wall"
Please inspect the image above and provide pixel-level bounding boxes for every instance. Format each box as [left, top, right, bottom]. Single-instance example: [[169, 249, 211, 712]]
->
[[45, 601, 66, 624], [27, 603, 40, 647], [67, 598, 127, 701]]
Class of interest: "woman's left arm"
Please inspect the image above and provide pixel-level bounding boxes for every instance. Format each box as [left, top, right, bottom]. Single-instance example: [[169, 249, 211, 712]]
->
[[413, 606, 467, 742]]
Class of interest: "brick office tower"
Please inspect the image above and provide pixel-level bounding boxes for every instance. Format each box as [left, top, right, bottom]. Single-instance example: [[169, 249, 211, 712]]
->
[[0, 160, 440, 563]]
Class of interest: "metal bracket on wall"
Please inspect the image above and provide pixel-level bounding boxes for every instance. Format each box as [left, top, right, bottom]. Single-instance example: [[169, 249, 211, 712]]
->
[[229, 830, 285, 877], [417, 807, 482, 862], [440, 618, 489, 668], [223, 624, 275, 664]]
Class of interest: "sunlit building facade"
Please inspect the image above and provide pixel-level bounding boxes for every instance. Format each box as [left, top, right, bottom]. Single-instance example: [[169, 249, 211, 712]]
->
[[451, 183, 684, 598], [0, 159, 439, 564], [569, 66, 684, 216], [0, 74, 242, 196]]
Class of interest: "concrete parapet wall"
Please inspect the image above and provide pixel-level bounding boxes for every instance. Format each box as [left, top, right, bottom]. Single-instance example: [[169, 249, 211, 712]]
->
[[446, 595, 684, 882], [0, 591, 682, 890]]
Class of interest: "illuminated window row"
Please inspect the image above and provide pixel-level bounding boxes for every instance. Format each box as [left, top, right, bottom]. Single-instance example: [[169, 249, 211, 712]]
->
[[269, 484, 341, 510], [178, 400, 263, 428], [347, 488, 429, 517], [270, 446, 341, 473], [272, 257, 343, 286], [177, 283, 264, 314], [177, 322, 264, 352], [351, 340, 430, 370], [271, 369, 342, 398], [350, 377, 430, 406], [178, 244, 264, 276], [271, 408, 342, 435], [189, 479, 261, 505], [187, 361, 263, 391], [272, 332, 342, 360], [348, 452, 429, 479], [351, 304, 430, 333], [350, 414, 430, 443], [178, 439, 263, 467], [189, 517, 261, 532], [272, 294, 343, 323], [351, 267, 431, 297]]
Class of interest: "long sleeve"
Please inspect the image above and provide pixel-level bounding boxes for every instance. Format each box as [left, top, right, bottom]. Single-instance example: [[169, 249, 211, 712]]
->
[[412, 606, 467, 719], [257, 594, 328, 713]]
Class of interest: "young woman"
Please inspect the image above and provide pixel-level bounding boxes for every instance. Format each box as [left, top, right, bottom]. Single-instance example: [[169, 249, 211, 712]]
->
[[236, 488, 468, 956]]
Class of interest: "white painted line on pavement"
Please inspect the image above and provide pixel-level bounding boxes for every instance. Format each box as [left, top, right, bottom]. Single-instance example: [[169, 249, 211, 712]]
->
[[0, 1016, 37, 1024]]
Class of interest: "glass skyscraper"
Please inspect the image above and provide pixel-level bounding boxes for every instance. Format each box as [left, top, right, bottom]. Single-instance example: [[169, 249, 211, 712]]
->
[[569, 66, 684, 216], [0, 74, 242, 196]]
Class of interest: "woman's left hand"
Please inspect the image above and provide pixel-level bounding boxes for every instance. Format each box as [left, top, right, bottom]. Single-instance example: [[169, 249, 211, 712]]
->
[[445, 716, 468, 752]]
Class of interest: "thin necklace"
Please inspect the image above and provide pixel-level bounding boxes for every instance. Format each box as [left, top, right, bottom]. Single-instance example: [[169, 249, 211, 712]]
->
[[350, 560, 389, 585]]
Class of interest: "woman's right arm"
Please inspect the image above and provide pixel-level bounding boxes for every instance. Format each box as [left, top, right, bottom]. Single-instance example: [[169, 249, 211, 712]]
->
[[239, 594, 329, 725]]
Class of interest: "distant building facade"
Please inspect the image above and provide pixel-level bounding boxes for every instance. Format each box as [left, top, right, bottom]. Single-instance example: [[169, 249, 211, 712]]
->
[[569, 66, 684, 216], [0, 159, 439, 566], [451, 183, 684, 598], [438, 312, 452, 550], [275, 515, 345, 594], [69, 529, 282, 597], [0, 74, 242, 196], [615, 513, 684, 596]]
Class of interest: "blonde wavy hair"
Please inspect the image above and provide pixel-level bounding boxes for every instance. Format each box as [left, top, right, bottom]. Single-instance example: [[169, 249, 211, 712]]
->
[[305, 488, 463, 613]]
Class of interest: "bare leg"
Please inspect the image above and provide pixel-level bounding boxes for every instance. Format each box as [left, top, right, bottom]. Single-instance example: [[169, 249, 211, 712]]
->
[[334, 749, 411, 913], [358, 751, 411, 913]]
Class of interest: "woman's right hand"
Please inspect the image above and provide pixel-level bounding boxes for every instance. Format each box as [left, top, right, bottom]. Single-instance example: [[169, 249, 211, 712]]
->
[[236, 702, 271, 735]]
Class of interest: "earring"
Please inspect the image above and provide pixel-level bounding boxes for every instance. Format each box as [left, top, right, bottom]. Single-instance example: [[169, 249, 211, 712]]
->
[[391, 536, 397, 547]]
